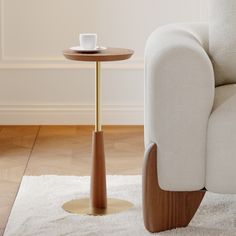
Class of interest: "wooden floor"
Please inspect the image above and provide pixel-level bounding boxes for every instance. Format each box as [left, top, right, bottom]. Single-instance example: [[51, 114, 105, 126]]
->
[[0, 125, 144, 235]]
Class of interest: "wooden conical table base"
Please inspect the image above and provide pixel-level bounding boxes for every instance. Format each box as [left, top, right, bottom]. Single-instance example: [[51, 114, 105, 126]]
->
[[90, 131, 107, 209], [62, 131, 133, 216]]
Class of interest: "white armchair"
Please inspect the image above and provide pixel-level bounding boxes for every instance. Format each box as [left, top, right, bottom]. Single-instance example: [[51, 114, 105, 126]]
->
[[143, 0, 236, 233]]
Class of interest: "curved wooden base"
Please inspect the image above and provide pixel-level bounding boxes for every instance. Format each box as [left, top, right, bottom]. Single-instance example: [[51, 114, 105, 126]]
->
[[142, 143, 205, 233]]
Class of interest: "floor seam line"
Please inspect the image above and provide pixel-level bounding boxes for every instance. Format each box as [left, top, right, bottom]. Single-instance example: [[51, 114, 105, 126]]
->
[[2, 125, 41, 236]]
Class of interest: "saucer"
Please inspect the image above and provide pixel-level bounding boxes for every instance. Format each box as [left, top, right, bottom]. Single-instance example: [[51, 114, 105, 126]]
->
[[70, 46, 107, 53]]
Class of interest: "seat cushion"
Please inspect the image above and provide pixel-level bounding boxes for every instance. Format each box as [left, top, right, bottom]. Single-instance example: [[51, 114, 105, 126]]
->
[[209, 0, 236, 86], [206, 84, 236, 193]]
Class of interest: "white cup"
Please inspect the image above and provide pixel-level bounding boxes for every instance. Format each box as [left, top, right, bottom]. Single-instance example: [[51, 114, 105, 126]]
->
[[79, 33, 97, 50]]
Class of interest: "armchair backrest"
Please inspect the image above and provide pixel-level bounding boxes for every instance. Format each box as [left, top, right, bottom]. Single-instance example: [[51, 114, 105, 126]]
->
[[209, 0, 236, 86]]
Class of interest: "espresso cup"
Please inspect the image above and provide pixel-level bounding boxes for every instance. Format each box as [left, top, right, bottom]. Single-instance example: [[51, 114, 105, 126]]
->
[[79, 33, 97, 50]]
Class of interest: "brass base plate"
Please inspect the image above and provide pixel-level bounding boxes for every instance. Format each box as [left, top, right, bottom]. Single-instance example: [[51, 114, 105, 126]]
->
[[62, 198, 133, 216]]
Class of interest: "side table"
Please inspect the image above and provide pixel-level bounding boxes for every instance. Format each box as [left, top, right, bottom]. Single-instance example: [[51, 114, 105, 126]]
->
[[62, 48, 134, 216]]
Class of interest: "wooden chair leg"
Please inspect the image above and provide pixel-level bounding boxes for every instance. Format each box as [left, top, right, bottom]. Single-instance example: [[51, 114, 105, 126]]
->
[[142, 143, 205, 233]]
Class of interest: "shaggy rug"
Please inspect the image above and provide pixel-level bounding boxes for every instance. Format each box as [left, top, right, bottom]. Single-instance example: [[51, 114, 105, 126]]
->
[[4, 175, 236, 236]]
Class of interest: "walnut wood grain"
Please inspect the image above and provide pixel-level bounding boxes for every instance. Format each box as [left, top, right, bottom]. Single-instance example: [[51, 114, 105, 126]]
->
[[142, 143, 205, 233], [63, 48, 134, 62], [90, 131, 107, 208]]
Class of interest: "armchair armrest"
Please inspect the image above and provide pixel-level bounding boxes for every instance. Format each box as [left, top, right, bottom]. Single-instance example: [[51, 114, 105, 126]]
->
[[145, 23, 215, 191]]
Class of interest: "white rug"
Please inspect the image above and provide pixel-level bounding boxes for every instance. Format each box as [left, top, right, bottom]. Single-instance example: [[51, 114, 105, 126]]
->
[[4, 175, 236, 236]]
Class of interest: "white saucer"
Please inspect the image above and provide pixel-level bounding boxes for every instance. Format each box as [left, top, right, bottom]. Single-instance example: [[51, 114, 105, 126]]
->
[[70, 46, 107, 53]]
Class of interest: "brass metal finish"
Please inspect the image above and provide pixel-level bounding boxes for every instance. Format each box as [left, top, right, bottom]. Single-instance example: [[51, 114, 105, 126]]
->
[[95, 62, 101, 132], [62, 198, 133, 216]]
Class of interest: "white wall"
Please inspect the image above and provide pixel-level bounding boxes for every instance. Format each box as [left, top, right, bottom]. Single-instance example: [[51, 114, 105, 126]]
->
[[0, 0, 208, 125]]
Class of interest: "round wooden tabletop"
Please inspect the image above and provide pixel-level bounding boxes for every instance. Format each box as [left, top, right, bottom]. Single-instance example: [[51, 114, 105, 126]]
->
[[63, 47, 134, 62]]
